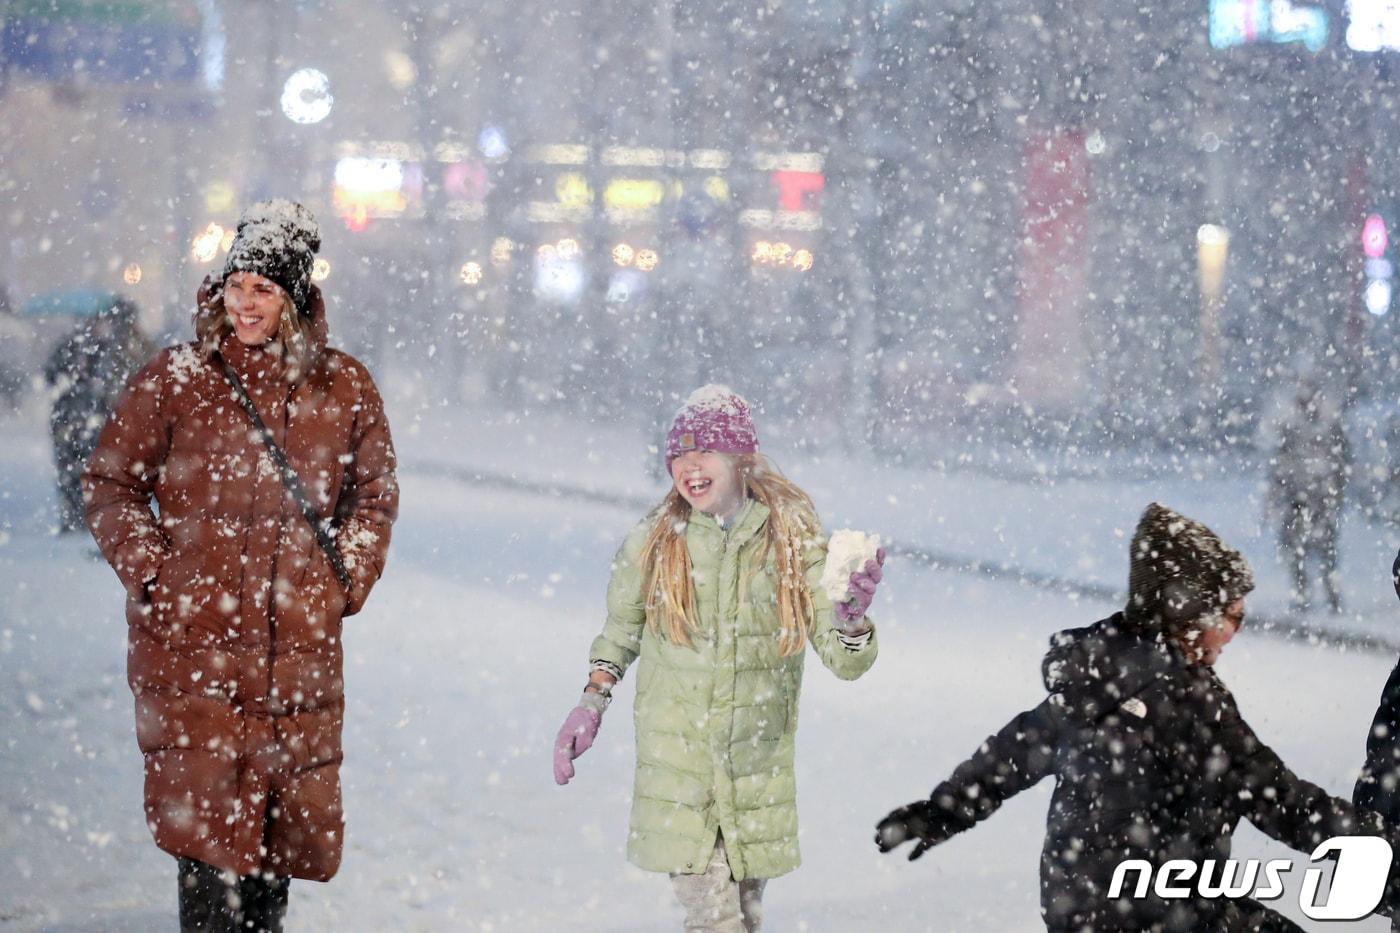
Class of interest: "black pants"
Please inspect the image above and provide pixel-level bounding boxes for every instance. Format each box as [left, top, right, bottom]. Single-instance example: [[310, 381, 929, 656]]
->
[[178, 857, 289, 933]]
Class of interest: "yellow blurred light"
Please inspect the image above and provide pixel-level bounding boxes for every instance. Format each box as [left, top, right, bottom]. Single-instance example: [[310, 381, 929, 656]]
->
[[772, 242, 792, 262], [600, 146, 666, 167], [384, 50, 417, 90], [220, 229, 235, 252], [527, 144, 590, 165], [792, 249, 814, 272], [122, 263, 143, 285], [703, 176, 730, 202], [537, 244, 558, 261], [557, 238, 580, 260], [460, 261, 484, 285], [490, 237, 514, 267], [312, 258, 331, 282], [612, 243, 635, 266], [191, 223, 224, 263], [204, 181, 236, 213], [752, 241, 773, 264], [556, 173, 593, 208], [603, 178, 666, 211], [635, 249, 658, 272]]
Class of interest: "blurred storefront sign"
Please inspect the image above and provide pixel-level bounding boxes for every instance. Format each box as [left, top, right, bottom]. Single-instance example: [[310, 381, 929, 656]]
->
[[1015, 129, 1091, 409], [3, 0, 206, 84], [1209, 0, 1329, 53]]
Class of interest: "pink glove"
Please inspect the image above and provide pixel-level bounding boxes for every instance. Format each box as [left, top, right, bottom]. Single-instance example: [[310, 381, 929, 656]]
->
[[834, 548, 886, 628], [553, 694, 605, 785]]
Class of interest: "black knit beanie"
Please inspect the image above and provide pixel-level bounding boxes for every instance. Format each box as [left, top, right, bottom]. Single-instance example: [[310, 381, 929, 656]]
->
[[1126, 502, 1254, 632], [222, 199, 321, 314]]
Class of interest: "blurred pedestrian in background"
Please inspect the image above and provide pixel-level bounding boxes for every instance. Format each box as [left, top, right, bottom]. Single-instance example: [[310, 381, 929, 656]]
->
[[43, 294, 152, 532], [1267, 382, 1350, 614]]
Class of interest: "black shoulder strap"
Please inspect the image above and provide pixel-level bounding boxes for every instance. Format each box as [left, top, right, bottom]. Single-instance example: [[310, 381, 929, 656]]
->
[[216, 356, 353, 593]]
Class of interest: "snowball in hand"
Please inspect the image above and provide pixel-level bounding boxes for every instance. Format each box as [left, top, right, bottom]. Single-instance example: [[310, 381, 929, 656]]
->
[[821, 530, 883, 602]]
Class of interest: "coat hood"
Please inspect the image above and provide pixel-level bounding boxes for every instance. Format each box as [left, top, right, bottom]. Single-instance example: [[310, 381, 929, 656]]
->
[[1041, 614, 1183, 722]]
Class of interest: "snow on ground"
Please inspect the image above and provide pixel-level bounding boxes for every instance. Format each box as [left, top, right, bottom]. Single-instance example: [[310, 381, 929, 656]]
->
[[1, 398, 1397, 931]]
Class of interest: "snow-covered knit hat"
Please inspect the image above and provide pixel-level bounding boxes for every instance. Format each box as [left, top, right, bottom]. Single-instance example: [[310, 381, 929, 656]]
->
[[1126, 502, 1254, 632], [664, 385, 759, 470], [222, 199, 321, 314]]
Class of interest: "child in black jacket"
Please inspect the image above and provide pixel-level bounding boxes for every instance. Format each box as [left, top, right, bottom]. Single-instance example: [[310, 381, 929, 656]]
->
[[878, 503, 1400, 932]]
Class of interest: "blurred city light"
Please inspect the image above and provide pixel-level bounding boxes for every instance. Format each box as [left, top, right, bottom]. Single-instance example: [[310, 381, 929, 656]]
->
[[204, 181, 235, 213], [557, 238, 581, 260], [1196, 225, 1230, 391], [460, 262, 484, 286], [1085, 131, 1106, 155], [792, 249, 814, 272], [607, 270, 646, 303], [635, 249, 659, 272], [601, 146, 667, 167], [1367, 278, 1392, 315], [1347, 0, 1400, 51], [556, 173, 594, 208], [122, 263, 142, 285], [312, 258, 331, 282], [384, 50, 416, 90], [332, 157, 417, 224], [191, 223, 224, 263], [1363, 214, 1388, 259], [604, 179, 666, 211], [704, 176, 731, 202], [534, 252, 586, 303], [479, 125, 509, 160], [612, 243, 635, 267], [526, 144, 589, 165], [1196, 224, 1229, 250], [689, 150, 731, 170], [490, 237, 515, 267], [280, 68, 334, 125]]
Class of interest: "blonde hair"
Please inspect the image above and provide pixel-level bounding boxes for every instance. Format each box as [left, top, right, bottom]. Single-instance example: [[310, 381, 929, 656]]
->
[[194, 287, 312, 381], [642, 453, 823, 657]]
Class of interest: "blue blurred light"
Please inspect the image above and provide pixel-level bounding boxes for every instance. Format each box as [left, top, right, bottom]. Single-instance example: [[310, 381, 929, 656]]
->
[[479, 126, 509, 160]]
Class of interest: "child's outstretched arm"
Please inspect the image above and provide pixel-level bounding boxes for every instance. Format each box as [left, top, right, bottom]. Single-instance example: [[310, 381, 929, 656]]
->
[[805, 544, 880, 680], [877, 701, 1059, 860]]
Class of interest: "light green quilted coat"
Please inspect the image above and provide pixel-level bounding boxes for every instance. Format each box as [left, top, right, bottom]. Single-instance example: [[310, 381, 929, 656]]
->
[[589, 500, 878, 881]]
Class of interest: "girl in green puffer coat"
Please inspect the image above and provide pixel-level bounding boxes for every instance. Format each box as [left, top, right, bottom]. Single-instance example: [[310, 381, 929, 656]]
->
[[553, 385, 884, 932]]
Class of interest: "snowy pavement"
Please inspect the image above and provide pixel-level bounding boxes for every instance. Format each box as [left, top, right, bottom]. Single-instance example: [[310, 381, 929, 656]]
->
[[2, 399, 1398, 931]]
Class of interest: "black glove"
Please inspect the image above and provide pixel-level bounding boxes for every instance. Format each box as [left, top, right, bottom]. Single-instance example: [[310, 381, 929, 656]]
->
[[875, 801, 954, 861]]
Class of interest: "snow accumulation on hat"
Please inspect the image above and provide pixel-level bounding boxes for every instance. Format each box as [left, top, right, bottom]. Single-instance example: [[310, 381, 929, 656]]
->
[[664, 384, 759, 469], [1127, 501, 1254, 630], [222, 199, 322, 314]]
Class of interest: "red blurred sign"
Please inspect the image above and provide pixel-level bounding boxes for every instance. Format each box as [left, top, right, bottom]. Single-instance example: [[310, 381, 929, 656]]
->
[[1363, 213, 1388, 259], [773, 171, 824, 212]]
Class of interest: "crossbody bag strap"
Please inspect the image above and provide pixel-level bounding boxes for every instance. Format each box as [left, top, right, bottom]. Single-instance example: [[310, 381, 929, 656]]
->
[[216, 356, 353, 593]]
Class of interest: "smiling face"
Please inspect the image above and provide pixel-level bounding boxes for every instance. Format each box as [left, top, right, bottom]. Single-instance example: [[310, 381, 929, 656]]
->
[[670, 449, 745, 520], [224, 271, 287, 345]]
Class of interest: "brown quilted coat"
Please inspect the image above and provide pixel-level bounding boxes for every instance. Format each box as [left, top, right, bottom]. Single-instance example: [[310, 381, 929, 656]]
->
[[83, 289, 397, 881]]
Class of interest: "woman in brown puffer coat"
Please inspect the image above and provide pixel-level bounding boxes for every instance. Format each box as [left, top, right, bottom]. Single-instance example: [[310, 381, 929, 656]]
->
[[83, 199, 398, 933]]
